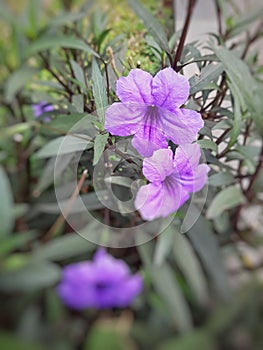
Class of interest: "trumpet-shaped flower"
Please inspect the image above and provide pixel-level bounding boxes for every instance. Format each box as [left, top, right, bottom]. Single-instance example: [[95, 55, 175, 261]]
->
[[57, 249, 143, 310], [134, 144, 210, 220], [105, 68, 203, 156], [32, 101, 53, 121]]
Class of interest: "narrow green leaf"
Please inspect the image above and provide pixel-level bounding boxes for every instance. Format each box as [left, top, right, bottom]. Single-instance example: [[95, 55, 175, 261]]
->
[[153, 225, 174, 266], [0, 261, 60, 292], [0, 167, 13, 238], [5, 66, 38, 102], [32, 233, 94, 261], [0, 231, 38, 256], [150, 263, 193, 332], [208, 172, 235, 187], [34, 154, 75, 194], [85, 325, 129, 350], [157, 330, 215, 350], [197, 139, 218, 153], [189, 63, 223, 94], [35, 134, 92, 158], [213, 45, 263, 134], [207, 185, 245, 219], [37, 191, 106, 214], [92, 58, 108, 124], [70, 60, 87, 91], [228, 82, 242, 148], [48, 113, 95, 132], [72, 94, 84, 112], [127, 0, 170, 53], [49, 12, 86, 26], [0, 332, 47, 350], [104, 176, 133, 188], [0, 122, 33, 139], [173, 227, 208, 305], [25, 36, 99, 58], [227, 8, 263, 38], [187, 212, 231, 300], [93, 133, 109, 165]]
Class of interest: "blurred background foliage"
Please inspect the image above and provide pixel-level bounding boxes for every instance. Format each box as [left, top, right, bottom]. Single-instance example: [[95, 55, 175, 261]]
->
[[0, 0, 263, 349]]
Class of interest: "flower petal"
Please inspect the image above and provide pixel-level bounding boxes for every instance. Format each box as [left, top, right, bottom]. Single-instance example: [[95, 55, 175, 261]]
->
[[132, 125, 168, 157], [142, 148, 174, 182], [105, 103, 147, 136], [172, 144, 210, 192], [159, 107, 204, 144], [174, 143, 202, 172], [116, 69, 154, 104], [135, 182, 188, 220], [152, 67, 189, 111]]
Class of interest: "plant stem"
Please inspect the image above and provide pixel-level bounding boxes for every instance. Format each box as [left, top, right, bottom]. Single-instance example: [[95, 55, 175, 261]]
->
[[172, 0, 196, 71]]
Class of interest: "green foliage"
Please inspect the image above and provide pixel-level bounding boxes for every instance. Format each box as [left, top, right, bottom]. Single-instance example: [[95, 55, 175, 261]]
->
[[0, 167, 14, 238], [0, 0, 263, 349]]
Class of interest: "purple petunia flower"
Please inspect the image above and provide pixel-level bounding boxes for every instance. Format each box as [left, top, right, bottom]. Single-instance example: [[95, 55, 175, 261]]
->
[[32, 101, 53, 121], [134, 144, 210, 220], [56, 248, 143, 310], [105, 68, 204, 157]]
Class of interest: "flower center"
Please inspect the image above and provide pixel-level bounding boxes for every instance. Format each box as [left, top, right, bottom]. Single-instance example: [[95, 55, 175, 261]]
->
[[95, 281, 108, 291], [144, 105, 159, 125]]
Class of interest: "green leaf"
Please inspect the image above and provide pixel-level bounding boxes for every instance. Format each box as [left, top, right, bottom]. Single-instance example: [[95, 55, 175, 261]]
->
[[70, 60, 87, 92], [85, 325, 129, 350], [157, 330, 215, 350], [32, 233, 94, 261], [208, 172, 235, 187], [25, 36, 99, 58], [35, 134, 92, 158], [187, 212, 231, 300], [0, 122, 33, 139], [0, 167, 14, 238], [213, 45, 263, 134], [5, 66, 39, 102], [207, 185, 245, 219], [0, 332, 47, 350], [153, 225, 174, 265], [127, 0, 170, 53], [173, 227, 208, 305], [92, 58, 108, 124], [37, 191, 105, 214], [34, 154, 75, 195], [0, 261, 60, 292], [0, 231, 38, 256], [72, 94, 84, 113], [197, 139, 218, 153], [93, 133, 109, 165], [48, 113, 96, 132], [227, 82, 242, 148], [104, 176, 133, 188], [189, 63, 223, 95], [49, 12, 86, 26], [227, 8, 263, 38], [150, 262, 193, 332]]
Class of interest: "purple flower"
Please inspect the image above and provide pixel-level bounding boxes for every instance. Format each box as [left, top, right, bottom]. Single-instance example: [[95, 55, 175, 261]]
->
[[32, 101, 53, 121], [105, 68, 203, 157], [134, 144, 210, 220], [56, 249, 143, 310]]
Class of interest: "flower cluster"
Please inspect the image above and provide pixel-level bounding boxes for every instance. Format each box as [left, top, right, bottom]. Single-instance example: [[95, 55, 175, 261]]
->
[[105, 67, 209, 220], [57, 249, 143, 310]]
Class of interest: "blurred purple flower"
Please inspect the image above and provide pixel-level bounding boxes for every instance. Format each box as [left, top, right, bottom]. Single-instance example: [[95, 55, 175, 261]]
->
[[105, 68, 203, 157], [32, 101, 53, 121], [57, 248, 143, 310], [135, 144, 210, 220]]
